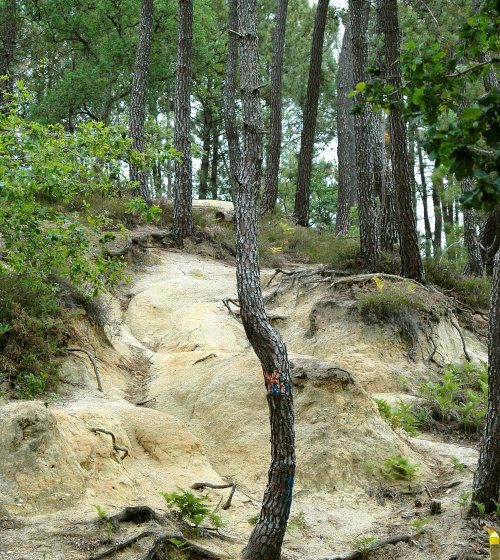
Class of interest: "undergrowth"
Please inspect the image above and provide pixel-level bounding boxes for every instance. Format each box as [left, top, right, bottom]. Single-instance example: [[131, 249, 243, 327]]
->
[[161, 489, 222, 528], [0, 274, 71, 399]]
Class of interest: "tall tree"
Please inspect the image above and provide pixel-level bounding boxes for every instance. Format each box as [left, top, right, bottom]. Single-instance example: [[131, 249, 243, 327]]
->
[[293, 0, 329, 226], [210, 125, 220, 199], [379, 0, 424, 282], [172, 0, 194, 244], [260, 0, 289, 214], [335, 13, 357, 235], [129, 0, 154, 201], [432, 168, 443, 257], [417, 140, 432, 259], [224, 1, 295, 558], [349, 0, 380, 268], [0, 0, 16, 106]]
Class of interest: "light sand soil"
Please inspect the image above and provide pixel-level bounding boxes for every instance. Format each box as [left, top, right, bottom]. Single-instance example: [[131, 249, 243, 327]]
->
[[0, 248, 490, 559]]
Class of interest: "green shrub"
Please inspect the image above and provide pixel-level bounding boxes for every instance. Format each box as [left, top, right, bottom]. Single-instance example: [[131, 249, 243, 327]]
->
[[382, 455, 419, 481], [0, 274, 70, 399], [374, 398, 426, 435], [419, 361, 488, 432], [161, 489, 222, 528]]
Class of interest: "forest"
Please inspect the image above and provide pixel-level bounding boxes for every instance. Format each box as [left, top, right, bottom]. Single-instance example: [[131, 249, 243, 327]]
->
[[0, 0, 499, 559]]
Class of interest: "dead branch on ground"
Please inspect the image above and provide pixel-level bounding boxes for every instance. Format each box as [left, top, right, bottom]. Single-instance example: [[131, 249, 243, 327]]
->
[[324, 534, 412, 559], [90, 428, 129, 460], [88, 531, 156, 560], [191, 481, 237, 510], [67, 348, 103, 392]]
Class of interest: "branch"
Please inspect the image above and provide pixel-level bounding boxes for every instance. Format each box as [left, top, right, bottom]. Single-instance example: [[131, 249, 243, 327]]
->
[[324, 534, 412, 560], [67, 348, 103, 392], [90, 428, 129, 460], [190, 481, 237, 510], [447, 58, 499, 78], [88, 531, 156, 560]]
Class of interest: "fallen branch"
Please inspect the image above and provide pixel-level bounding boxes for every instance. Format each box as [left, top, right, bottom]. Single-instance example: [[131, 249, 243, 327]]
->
[[143, 531, 227, 560], [89, 531, 155, 560], [190, 481, 237, 510], [67, 348, 103, 392], [194, 353, 217, 365], [324, 534, 412, 559], [90, 428, 129, 460], [222, 297, 240, 318]]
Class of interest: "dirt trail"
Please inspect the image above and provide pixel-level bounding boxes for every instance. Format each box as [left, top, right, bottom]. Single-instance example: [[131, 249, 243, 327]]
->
[[0, 247, 489, 559]]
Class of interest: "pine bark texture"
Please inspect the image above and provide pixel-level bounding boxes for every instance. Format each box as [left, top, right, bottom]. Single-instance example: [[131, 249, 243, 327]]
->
[[380, 153, 399, 252], [335, 14, 357, 235], [129, 0, 154, 201], [417, 141, 432, 259], [349, 0, 380, 268], [293, 0, 329, 227], [199, 106, 212, 199], [0, 0, 16, 106], [462, 177, 484, 276], [380, 0, 424, 281], [472, 248, 500, 512], [223, 1, 296, 558], [172, 0, 194, 244], [261, 0, 289, 214], [480, 207, 500, 276]]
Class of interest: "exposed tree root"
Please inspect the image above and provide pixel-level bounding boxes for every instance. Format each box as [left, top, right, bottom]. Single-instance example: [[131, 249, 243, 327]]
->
[[67, 348, 103, 392], [324, 534, 412, 559], [107, 505, 166, 530], [143, 531, 227, 560], [88, 531, 156, 559], [190, 481, 237, 510], [193, 353, 217, 365], [222, 297, 240, 318], [90, 428, 129, 460], [448, 312, 472, 361]]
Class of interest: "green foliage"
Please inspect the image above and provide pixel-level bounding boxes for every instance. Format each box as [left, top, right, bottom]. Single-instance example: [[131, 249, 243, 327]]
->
[[357, 278, 432, 353], [161, 489, 222, 528], [373, 398, 425, 435], [472, 501, 486, 518], [353, 535, 376, 554], [247, 514, 259, 526], [382, 456, 419, 481], [419, 361, 488, 432], [92, 504, 109, 520], [124, 197, 163, 223], [0, 275, 71, 399], [286, 511, 306, 533], [451, 458, 467, 472], [410, 516, 432, 534]]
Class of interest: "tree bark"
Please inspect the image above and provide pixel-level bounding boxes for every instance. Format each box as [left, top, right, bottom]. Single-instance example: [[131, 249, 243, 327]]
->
[[199, 106, 212, 200], [0, 0, 17, 106], [417, 140, 432, 259], [472, 248, 500, 513], [293, 0, 329, 227], [223, 1, 296, 558], [480, 207, 500, 276], [380, 0, 424, 281], [349, 0, 380, 269], [210, 124, 219, 199], [335, 13, 357, 235], [172, 0, 194, 244], [432, 169, 443, 257], [261, 0, 289, 214], [462, 176, 484, 276], [380, 151, 399, 252], [129, 0, 154, 202]]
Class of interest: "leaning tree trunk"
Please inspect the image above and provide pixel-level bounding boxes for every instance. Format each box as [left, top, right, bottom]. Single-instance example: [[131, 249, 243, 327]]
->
[[224, 1, 296, 558], [293, 0, 329, 227], [172, 0, 194, 245], [472, 248, 500, 513], [0, 0, 16, 106], [335, 14, 357, 235], [380, 0, 424, 282], [129, 0, 154, 201], [260, 0, 289, 214], [349, 0, 380, 269]]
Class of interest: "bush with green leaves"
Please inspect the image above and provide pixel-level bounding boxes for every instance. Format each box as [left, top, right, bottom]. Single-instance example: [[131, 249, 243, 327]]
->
[[382, 455, 419, 481], [419, 361, 488, 432], [374, 398, 428, 435], [161, 489, 222, 528]]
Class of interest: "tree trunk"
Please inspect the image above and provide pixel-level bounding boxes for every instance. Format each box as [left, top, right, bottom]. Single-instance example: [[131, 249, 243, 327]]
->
[[462, 176, 484, 276], [152, 159, 162, 197], [380, 153, 399, 252], [0, 0, 16, 106], [472, 248, 500, 513], [335, 13, 357, 235], [380, 0, 424, 281], [293, 0, 329, 227], [199, 107, 212, 200], [417, 140, 432, 259], [172, 0, 194, 244], [129, 0, 154, 202], [480, 207, 500, 276], [223, 1, 296, 558], [261, 0, 289, 214], [210, 124, 219, 199], [349, 0, 380, 269], [432, 169, 443, 257], [408, 124, 417, 212]]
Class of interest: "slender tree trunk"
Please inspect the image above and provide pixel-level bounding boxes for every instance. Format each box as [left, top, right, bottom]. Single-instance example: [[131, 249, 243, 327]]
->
[[417, 141, 432, 259], [380, 0, 424, 281], [129, 0, 154, 201], [199, 107, 212, 199], [442, 195, 455, 259], [462, 176, 484, 275], [432, 170, 443, 257], [335, 14, 356, 235], [349, 0, 380, 268], [261, 0, 289, 214], [210, 124, 219, 199], [223, 1, 295, 558], [293, 0, 329, 227], [0, 0, 16, 106], [172, 0, 194, 244], [152, 159, 162, 197], [408, 124, 417, 212], [380, 152, 399, 252], [480, 207, 500, 276], [472, 248, 500, 513]]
